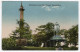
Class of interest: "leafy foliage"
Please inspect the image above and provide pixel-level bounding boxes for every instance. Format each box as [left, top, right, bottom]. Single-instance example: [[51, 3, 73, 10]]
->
[[59, 25, 78, 46], [32, 22, 54, 46], [10, 20, 32, 40], [2, 38, 18, 50], [68, 25, 78, 46]]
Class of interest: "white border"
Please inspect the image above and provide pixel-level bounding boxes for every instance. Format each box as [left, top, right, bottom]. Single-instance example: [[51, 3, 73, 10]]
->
[[0, 0, 79, 52], [1, 0, 79, 1], [0, 0, 2, 52]]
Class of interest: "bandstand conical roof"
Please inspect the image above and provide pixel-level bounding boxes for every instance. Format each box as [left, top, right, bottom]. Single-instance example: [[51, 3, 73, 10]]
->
[[50, 35, 66, 41]]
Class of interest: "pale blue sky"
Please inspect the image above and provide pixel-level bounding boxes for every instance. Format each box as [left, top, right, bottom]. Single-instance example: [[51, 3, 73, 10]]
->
[[2, 1, 78, 38]]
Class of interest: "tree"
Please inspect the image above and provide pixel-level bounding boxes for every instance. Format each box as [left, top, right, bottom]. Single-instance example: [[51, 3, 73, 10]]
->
[[11, 20, 32, 40], [59, 29, 70, 46], [2, 38, 17, 50], [59, 29, 69, 40], [10, 20, 32, 46], [32, 22, 54, 47], [59, 25, 78, 47], [68, 25, 78, 46]]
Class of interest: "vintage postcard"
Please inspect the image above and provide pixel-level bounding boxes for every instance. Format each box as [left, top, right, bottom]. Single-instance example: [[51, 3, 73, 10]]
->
[[2, 1, 78, 50]]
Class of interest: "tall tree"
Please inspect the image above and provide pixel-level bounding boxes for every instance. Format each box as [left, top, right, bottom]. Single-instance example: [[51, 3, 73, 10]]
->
[[32, 22, 54, 47], [68, 25, 78, 46], [10, 20, 32, 40]]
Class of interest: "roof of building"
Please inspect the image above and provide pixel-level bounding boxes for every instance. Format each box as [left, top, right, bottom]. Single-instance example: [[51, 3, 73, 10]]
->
[[50, 35, 66, 41]]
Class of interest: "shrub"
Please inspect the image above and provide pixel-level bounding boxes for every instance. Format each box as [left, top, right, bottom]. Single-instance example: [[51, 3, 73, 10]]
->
[[26, 40, 40, 47], [2, 38, 21, 50], [69, 46, 78, 50], [63, 46, 78, 50]]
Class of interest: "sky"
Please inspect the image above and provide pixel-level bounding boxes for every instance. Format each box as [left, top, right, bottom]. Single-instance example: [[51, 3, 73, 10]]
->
[[2, 1, 78, 38]]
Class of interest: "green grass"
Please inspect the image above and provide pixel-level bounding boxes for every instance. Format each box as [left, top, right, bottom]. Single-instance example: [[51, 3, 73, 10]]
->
[[21, 46, 55, 50], [21, 46, 78, 50], [63, 47, 78, 50], [4, 46, 77, 50]]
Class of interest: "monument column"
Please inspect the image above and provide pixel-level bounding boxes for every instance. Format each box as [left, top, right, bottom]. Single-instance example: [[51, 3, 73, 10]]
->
[[19, 2, 24, 21], [19, 2, 25, 29]]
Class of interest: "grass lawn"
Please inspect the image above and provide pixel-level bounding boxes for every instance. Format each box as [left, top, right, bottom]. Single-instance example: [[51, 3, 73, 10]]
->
[[20, 46, 78, 50], [21, 46, 55, 50]]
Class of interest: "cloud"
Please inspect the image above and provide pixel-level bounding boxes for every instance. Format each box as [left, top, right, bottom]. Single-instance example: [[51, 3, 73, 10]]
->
[[42, 5, 51, 11], [42, 5, 63, 11], [45, 6, 51, 11], [52, 6, 60, 8], [42, 5, 46, 8]]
